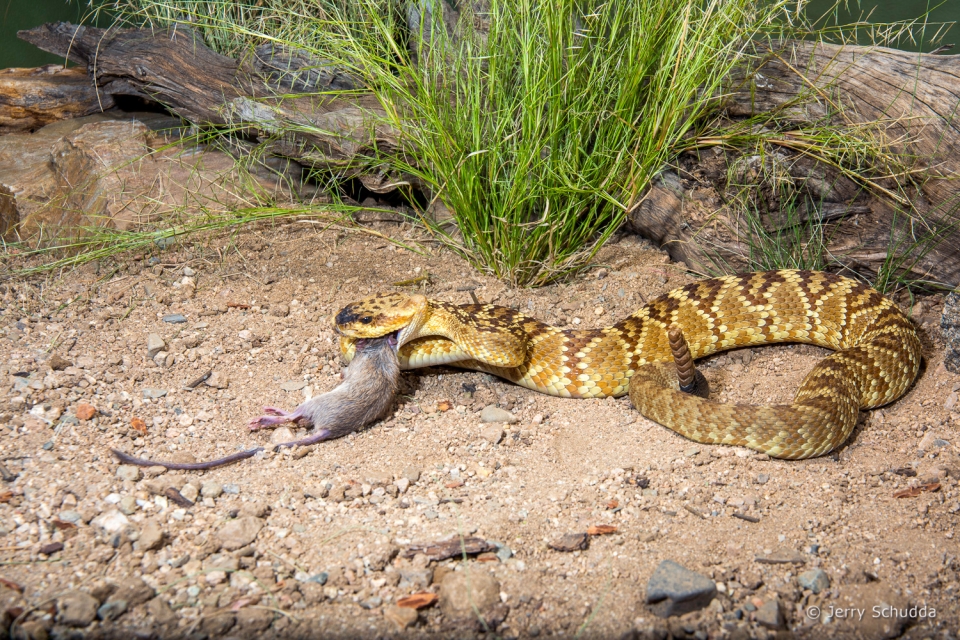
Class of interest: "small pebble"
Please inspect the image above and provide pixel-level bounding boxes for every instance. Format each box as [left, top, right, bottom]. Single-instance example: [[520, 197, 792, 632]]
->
[[480, 405, 518, 424], [223, 483, 240, 495], [146, 334, 166, 358], [162, 314, 187, 324], [201, 481, 223, 498]]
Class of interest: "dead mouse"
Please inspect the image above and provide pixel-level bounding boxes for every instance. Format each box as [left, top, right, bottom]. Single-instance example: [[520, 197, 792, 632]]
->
[[111, 334, 400, 470]]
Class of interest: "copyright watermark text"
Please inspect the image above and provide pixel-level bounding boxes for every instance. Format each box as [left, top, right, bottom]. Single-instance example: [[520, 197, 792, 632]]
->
[[806, 605, 937, 621]]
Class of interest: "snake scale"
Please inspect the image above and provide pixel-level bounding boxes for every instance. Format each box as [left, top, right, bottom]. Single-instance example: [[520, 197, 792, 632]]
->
[[335, 270, 922, 459]]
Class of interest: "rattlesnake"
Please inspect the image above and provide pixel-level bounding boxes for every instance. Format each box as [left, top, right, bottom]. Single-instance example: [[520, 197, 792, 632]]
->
[[335, 270, 921, 459]]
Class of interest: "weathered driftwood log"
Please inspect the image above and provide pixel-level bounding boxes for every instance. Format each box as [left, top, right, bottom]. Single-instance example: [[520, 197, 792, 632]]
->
[[17, 22, 396, 189], [17, 24, 960, 285], [0, 64, 113, 134], [628, 42, 960, 288]]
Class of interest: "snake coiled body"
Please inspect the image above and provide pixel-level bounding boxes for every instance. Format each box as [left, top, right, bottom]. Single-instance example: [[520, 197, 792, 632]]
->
[[337, 270, 921, 459]]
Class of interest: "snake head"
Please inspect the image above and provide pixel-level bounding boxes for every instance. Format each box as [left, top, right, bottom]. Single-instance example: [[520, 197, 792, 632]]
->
[[334, 293, 427, 359]]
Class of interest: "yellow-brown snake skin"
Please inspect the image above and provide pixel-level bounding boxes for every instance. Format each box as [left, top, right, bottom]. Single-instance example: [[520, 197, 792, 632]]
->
[[336, 270, 922, 459]]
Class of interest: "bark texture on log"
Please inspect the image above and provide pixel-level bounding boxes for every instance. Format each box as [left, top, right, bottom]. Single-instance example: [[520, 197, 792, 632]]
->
[[627, 41, 960, 288], [0, 65, 113, 134], [18, 22, 396, 180]]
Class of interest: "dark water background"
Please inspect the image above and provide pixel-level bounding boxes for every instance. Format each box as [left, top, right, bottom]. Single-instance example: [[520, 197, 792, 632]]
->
[[1, 1, 958, 68]]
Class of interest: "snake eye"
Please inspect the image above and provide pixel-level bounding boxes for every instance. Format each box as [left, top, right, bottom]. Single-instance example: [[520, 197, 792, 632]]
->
[[360, 316, 373, 324]]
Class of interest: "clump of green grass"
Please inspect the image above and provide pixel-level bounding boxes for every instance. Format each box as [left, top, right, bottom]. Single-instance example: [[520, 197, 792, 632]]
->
[[101, 0, 801, 286]]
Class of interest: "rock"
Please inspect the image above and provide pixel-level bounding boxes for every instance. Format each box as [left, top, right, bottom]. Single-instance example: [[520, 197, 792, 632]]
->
[[39, 542, 64, 555], [138, 520, 165, 551], [57, 590, 99, 627], [205, 371, 229, 389], [162, 313, 187, 324], [395, 478, 410, 493], [216, 516, 263, 550], [116, 465, 141, 482], [942, 291, 960, 373], [481, 425, 504, 444], [142, 388, 168, 399], [480, 405, 518, 424], [118, 495, 138, 515], [236, 606, 274, 632], [398, 567, 433, 590], [146, 597, 177, 626], [384, 604, 419, 629], [270, 304, 290, 317], [269, 427, 295, 445], [918, 431, 949, 452], [92, 509, 129, 534], [97, 599, 127, 621], [645, 560, 717, 617], [549, 533, 589, 552], [49, 353, 72, 370], [75, 403, 96, 420], [201, 481, 223, 498], [365, 470, 394, 486], [755, 598, 784, 629], [798, 569, 830, 594], [367, 545, 400, 571], [180, 483, 199, 503], [402, 466, 421, 483], [280, 379, 307, 392], [146, 333, 166, 358], [18, 621, 48, 640], [439, 569, 501, 620], [111, 577, 156, 607]]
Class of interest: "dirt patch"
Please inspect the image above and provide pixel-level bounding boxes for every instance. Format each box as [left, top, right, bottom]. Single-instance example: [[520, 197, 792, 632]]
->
[[0, 222, 957, 638]]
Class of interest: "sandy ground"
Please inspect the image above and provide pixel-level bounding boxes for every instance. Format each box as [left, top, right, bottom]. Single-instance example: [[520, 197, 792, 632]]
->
[[0, 218, 958, 640]]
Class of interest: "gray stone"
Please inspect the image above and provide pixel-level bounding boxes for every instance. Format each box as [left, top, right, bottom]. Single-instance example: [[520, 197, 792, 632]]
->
[[217, 516, 263, 550], [222, 483, 240, 494], [138, 520, 165, 551], [59, 510, 82, 523], [755, 598, 784, 630], [398, 567, 433, 590], [111, 577, 156, 607], [115, 465, 141, 482], [942, 292, 960, 373], [201, 481, 223, 498], [402, 466, 421, 483], [57, 590, 99, 627], [366, 545, 399, 571], [146, 597, 177, 626], [97, 599, 127, 621], [117, 495, 138, 515], [142, 388, 168, 399], [645, 559, 717, 617], [798, 569, 830, 594], [480, 405, 518, 424], [439, 569, 500, 620], [146, 333, 166, 358], [91, 509, 129, 534], [481, 425, 504, 444], [280, 379, 307, 392], [162, 314, 187, 324]]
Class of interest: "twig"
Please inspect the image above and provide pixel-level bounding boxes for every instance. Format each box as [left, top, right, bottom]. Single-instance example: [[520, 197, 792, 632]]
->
[[683, 504, 705, 519], [733, 512, 760, 523], [184, 370, 213, 389]]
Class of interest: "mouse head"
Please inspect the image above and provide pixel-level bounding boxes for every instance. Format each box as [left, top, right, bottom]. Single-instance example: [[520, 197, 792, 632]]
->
[[334, 293, 428, 347]]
